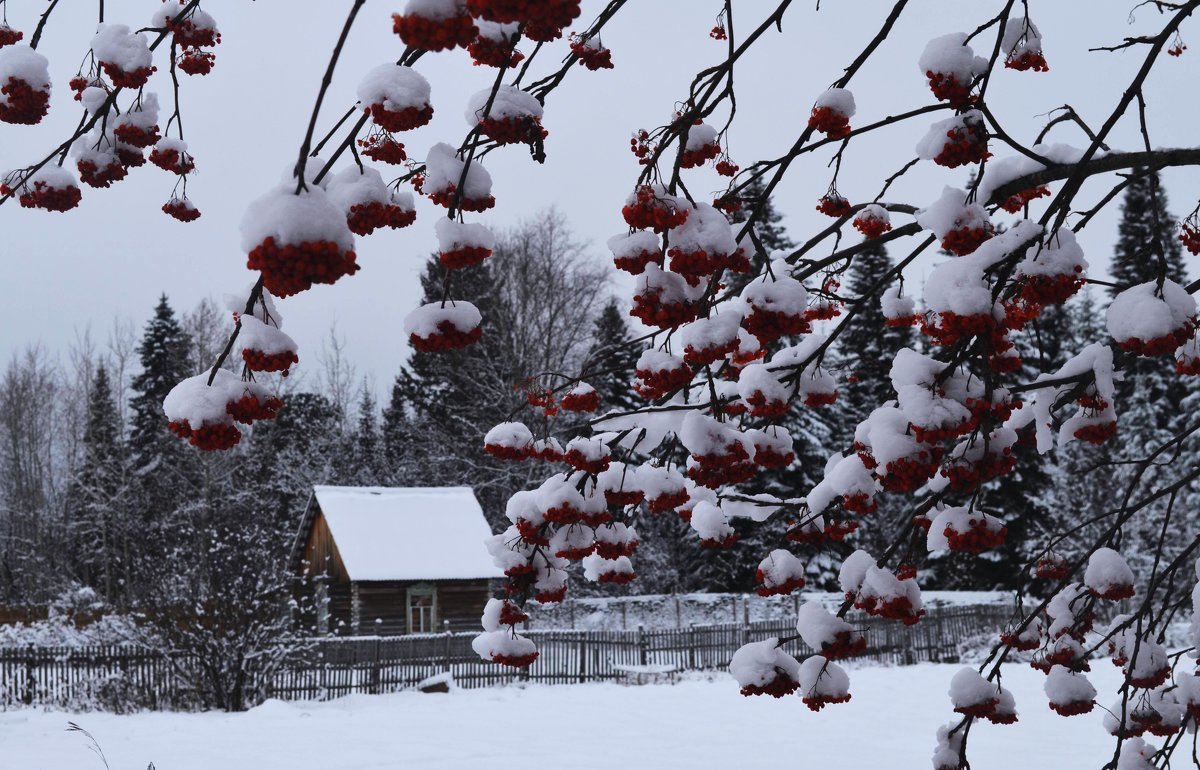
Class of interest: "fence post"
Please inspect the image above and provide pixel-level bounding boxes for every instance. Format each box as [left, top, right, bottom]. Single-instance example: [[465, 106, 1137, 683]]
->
[[578, 636, 586, 683], [21, 642, 34, 700], [369, 638, 381, 694], [637, 625, 648, 666], [688, 624, 696, 671], [674, 595, 681, 629]]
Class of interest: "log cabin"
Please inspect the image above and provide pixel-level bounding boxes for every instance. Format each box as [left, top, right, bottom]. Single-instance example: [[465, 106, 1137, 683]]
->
[[290, 486, 502, 636]]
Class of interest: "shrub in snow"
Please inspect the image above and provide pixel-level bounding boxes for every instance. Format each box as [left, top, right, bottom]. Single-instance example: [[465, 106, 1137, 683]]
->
[[92, 24, 154, 88], [797, 656, 851, 711], [795, 600, 866, 659], [241, 184, 358, 298], [1, 165, 81, 212], [1002, 16, 1048, 72], [852, 204, 891, 238], [469, 20, 523, 68], [919, 33, 986, 106], [608, 230, 662, 275], [403, 301, 483, 352], [149, 137, 195, 175], [729, 638, 800, 697], [808, 88, 855, 138], [1106, 279, 1197, 357], [915, 110, 989, 168], [466, 85, 546, 145], [621, 183, 690, 232], [392, 0, 477, 51], [1084, 547, 1135, 600], [417, 142, 495, 212], [755, 549, 806, 596]]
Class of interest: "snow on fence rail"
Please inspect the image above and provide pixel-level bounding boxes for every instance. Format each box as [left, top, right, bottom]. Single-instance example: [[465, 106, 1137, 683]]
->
[[0, 604, 1013, 709]]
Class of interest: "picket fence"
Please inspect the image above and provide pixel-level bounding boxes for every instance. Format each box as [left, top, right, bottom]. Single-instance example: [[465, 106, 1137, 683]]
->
[[0, 603, 1013, 709]]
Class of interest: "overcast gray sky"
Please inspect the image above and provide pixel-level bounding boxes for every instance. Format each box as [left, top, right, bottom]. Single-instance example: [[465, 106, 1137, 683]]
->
[[1, 0, 1197, 396]]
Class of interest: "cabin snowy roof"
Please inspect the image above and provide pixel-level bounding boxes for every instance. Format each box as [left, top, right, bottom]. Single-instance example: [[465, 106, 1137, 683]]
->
[[308, 486, 503, 581]]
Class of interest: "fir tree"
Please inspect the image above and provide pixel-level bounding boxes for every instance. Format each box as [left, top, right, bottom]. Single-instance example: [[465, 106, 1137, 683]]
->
[[1109, 169, 1186, 293], [581, 300, 643, 414], [128, 295, 191, 474], [68, 365, 130, 603], [348, 385, 384, 485], [726, 177, 796, 291], [836, 240, 914, 426]]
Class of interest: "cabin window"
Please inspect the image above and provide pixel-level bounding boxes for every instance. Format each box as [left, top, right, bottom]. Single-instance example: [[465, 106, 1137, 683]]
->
[[407, 584, 437, 633]]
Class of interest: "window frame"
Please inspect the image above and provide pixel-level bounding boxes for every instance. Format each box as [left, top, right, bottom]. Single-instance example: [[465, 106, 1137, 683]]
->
[[406, 582, 438, 634]]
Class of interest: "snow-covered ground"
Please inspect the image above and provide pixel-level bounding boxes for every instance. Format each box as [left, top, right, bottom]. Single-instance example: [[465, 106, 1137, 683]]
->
[[3, 663, 1123, 769]]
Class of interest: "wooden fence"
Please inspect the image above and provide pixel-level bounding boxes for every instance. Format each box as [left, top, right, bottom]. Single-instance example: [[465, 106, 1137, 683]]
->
[[0, 604, 1013, 709]]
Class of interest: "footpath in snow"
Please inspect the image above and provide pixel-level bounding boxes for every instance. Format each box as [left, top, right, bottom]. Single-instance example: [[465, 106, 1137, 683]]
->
[[3, 663, 1120, 769]]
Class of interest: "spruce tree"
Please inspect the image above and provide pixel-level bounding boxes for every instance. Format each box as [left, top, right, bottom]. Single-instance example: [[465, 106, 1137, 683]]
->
[[348, 386, 384, 485], [1103, 173, 1195, 575], [68, 365, 129, 603], [836, 240, 914, 425], [128, 295, 191, 474], [581, 300, 643, 414], [726, 177, 796, 291], [1109, 169, 1186, 293], [827, 240, 916, 564]]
